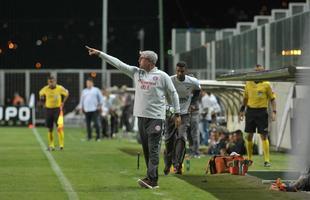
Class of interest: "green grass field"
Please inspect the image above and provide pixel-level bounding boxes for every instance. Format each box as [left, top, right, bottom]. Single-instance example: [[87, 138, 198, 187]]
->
[[0, 127, 309, 200]]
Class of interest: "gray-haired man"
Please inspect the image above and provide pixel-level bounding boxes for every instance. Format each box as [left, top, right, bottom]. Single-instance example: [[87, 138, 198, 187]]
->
[[86, 46, 181, 189]]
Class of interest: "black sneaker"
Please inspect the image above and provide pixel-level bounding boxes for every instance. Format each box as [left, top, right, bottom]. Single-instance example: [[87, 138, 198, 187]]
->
[[264, 162, 271, 167], [137, 178, 159, 189], [138, 177, 150, 188], [59, 147, 64, 151], [149, 181, 159, 189]]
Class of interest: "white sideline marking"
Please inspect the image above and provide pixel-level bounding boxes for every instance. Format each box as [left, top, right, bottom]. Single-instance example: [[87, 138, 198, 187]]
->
[[32, 128, 79, 200]]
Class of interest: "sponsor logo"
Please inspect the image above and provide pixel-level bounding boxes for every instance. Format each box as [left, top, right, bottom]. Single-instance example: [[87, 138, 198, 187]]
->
[[0, 106, 32, 126], [153, 76, 159, 81]]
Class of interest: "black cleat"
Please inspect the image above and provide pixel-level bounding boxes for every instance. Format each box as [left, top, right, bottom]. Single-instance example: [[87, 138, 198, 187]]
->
[[264, 162, 271, 167], [47, 147, 55, 151]]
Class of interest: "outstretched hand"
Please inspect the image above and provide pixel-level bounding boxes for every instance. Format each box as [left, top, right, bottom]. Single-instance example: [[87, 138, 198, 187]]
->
[[85, 45, 100, 56]]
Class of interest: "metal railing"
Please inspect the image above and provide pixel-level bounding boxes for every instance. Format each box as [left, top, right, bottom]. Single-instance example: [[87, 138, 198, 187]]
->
[[171, 1, 310, 79], [0, 69, 134, 121]]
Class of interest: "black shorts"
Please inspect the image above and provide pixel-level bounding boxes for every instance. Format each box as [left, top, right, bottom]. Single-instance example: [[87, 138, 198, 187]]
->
[[45, 108, 60, 129], [245, 107, 268, 135]]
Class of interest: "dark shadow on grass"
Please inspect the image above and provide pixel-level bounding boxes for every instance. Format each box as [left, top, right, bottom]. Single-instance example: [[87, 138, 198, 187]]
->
[[247, 171, 300, 180], [176, 174, 310, 200], [78, 185, 141, 193]]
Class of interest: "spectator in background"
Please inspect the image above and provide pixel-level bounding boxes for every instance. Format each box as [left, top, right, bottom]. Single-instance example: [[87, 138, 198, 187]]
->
[[119, 85, 134, 135], [100, 88, 110, 138], [109, 86, 123, 137], [78, 77, 104, 141], [100, 87, 123, 138], [226, 132, 235, 153], [207, 129, 220, 155], [227, 129, 246, 155], [207, 92, 221, 125], [217, 127, 229, 156], [12, 92, 25, 106], [200, 90, 213, 145]]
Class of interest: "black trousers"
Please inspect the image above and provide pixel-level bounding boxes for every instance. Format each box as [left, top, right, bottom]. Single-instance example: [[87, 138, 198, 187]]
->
[[138, 117, 164, 182], [45, 108, 60, 131], [110, 113, 118, 137], [101, 116, 109, 138], [85, 111, 100, 140], [121, 107, 132, 132], [164, 114, 189, 169]]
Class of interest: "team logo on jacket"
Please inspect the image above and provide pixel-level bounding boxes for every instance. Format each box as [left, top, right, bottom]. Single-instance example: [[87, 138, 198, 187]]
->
[[155, 125, 161, 131], [153, 76, 159, 81]]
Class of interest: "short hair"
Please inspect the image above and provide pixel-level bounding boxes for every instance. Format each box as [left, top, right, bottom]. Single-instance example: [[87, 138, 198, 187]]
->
[[139, 50, 158, 64], [234, 129, 243, 136], [86, 77, 94, 82], [48, 75, 56, 80], [255, 64, 265, 68], [176, 61, 187, 68]]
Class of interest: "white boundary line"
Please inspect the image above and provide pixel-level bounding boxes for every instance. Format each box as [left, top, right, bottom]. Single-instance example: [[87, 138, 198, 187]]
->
[[32, 128, 79, 200]]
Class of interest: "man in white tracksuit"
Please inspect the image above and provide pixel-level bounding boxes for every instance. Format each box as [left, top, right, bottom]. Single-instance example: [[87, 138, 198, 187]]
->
[[86, 46, 181, 189], [164, 61, 201, 175]]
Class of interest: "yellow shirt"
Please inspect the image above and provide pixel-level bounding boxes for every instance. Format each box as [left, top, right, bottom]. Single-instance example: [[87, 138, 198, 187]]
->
[[39, 85, 69, 108], [244, 81, 276, 108]]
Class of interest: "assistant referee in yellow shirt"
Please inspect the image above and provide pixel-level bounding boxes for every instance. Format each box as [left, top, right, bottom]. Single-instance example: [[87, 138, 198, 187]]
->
[[239, 64, 276, 167], [39, 75, 69, 151]]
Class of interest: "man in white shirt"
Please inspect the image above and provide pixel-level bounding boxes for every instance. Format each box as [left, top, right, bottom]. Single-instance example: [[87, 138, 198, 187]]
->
[[200, 90, 213, 145], [207, 92, 221, 125], [78, 77, 104, 141], [164, 61, 201, 175], [100, 88, 117, 138], [86, 46, 181, 189]]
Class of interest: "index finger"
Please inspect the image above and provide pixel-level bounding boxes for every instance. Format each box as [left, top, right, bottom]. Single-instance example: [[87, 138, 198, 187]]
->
[[85, 45, 91, 50]]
